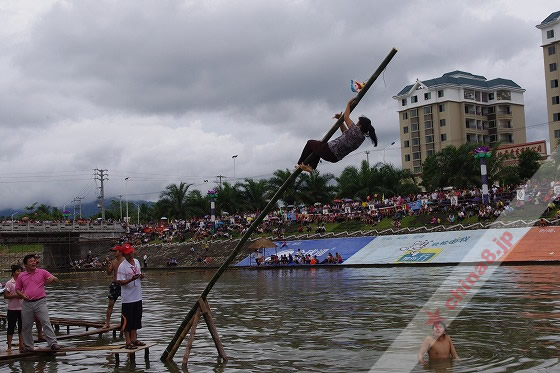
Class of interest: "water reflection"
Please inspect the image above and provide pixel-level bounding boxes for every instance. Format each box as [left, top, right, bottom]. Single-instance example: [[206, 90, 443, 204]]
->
[[0, 266, 558, 372]]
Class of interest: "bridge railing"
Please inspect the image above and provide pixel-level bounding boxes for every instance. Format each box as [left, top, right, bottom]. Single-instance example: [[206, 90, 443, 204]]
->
[[0, 221, 125, 233]]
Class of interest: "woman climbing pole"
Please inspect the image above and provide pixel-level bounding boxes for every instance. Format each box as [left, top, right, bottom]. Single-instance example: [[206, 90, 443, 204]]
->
[[297, 97, 378, 172]]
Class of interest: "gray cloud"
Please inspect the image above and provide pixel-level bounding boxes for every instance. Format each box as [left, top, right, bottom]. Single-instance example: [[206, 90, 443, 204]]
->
[[0, 0, 557, 208]]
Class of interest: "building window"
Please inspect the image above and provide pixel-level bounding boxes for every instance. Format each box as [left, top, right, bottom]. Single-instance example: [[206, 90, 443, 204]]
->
[[423, 106, 432, 114], [412, 138, 420, 146], [403, 126, 409, 134], [425, 135, 434, 143], [405, 154, 411, 162], [552, 79, 559, 88], [402, 112, 408, 120], [425, 121, 433, 129], [464, 89, 475, 100], [548, 30, 555, 39], [402, 99, 407, 106], [404, 140, 410, 148], [413, 152, 421, 160], [440, 119, 446, 127], [554, 113, 560, 122], [438, 90, 444, 98], [438, 104, 445, 112], [553, 96, 560, 105], [489, 92, 495, 100], [551, 63, 558, 72], [549, 46, 557, 55], [440, 133, 447, 141], [411, 123, 419, 131], [410, 109, 418, 117], [497, 90, 511, 100], [427, 150, 435, 157], [411, 95, 418, 103], [555, 130, 560, 139], [424, 92, 431, 100]]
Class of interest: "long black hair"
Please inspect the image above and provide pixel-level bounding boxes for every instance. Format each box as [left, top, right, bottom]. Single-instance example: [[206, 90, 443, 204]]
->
[[358, 116, 378, 147]]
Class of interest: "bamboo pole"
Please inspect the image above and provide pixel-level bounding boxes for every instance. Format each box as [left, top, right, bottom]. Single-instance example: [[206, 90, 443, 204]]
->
[[161, 47, 398, 361]]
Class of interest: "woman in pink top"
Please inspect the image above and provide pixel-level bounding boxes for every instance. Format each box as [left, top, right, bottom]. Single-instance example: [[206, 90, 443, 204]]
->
[[4, 264, 23, 352]]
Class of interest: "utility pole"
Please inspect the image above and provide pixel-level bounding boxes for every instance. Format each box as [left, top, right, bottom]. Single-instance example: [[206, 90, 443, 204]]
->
[[216, 175, 225, 189], [365, 151, 370, 166], [118, 195, 123, 221], [94, 169, 108, 220], [74, 197, 83, 219]]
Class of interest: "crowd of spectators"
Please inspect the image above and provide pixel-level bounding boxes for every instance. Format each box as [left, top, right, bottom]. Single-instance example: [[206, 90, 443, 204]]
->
[[114, 180, 560, 246]]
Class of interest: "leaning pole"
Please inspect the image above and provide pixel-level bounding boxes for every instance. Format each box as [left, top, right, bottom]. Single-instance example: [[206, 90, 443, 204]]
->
[[161, 47, 398, 362]]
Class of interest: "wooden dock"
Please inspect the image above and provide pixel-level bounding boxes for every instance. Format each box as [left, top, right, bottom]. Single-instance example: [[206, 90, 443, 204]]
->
[[0, 314, 121, 338], [0, 342, 156, 363]]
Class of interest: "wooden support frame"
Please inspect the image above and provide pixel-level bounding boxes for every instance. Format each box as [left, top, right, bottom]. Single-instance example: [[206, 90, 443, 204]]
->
[[181, 297, 227, 367]]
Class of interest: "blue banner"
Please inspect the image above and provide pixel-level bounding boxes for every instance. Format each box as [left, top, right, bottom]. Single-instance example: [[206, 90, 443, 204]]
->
[[237, 236, 375, 266]]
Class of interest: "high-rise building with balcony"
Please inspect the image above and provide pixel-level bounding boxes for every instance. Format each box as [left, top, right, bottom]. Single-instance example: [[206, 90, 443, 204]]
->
[[536, 11, 560, 148], [393, 71, 526, 175]]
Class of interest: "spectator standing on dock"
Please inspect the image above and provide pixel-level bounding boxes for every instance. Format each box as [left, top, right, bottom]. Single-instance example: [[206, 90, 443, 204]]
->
[[15, 254, 60, 351], [4, 264, 23, 352], [103, 245, 125, 329], [143, 254, 148, 269], [116, 243, 145, 349]]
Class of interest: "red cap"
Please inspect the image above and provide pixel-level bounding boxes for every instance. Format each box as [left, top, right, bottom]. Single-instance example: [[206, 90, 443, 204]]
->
[[120, 243, 134, 255]]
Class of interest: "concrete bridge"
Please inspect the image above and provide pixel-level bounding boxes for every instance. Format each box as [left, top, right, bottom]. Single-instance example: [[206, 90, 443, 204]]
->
[[0, 222, 125, 269]]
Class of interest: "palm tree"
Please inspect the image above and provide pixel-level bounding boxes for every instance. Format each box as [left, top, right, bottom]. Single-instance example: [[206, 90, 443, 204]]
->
[[159, 182, 193, 219], [421, 144, 480, 190], [238, 179, 270, 212], [336, 160, 419, 200], [268, 168, 302, 206], [186, 190, 209, 218], [216, 182, 242, 214], [298, 171, 335, 205]]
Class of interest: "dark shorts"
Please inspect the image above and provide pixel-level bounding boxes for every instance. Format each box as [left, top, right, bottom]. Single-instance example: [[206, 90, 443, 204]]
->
[[121, 300, 142, 331], [108, 282, 121, 301], [7, 309, 22, 336]]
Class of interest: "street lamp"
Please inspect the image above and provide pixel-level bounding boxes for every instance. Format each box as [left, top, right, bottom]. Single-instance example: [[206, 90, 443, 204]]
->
[[232, 154, 238, 179], [125, 177, 129, 232], [383, 141, 396, 164]]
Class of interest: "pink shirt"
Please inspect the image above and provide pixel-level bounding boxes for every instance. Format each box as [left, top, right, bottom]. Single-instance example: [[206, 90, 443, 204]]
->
[[5, 278, 22, 311], [15, 268, 53, 301]]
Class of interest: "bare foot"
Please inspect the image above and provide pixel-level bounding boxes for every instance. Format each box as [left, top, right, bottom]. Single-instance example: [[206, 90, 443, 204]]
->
[[299, 164, 313, 173], [102, 323, 110, 329]]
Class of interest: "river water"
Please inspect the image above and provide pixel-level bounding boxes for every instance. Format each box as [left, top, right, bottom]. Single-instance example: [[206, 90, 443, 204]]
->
[[1, 265, 559, 372]]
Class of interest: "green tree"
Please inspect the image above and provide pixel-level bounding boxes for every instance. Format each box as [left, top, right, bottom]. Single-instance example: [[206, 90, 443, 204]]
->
[[238, 179, 270, 212], [216, 182, 242, 214], [421, 144, 479, 190], [268, 169, 302, 206], [517, 148, 541, 181], [336, 161, 419, 200], [186, 190, 210, 218], [158, 182, 193, 219], [298, 171, 335, 205]]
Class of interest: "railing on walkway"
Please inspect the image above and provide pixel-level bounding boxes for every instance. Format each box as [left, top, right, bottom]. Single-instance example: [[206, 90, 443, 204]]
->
[[0, 221, 125, 233]]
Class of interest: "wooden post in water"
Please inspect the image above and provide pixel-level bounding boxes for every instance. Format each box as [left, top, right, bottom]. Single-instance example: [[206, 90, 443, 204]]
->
[[161, 47, 398, 363]]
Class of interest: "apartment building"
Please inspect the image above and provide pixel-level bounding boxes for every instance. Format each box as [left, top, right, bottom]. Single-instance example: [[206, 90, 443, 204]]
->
[[393, 71, 526, 175], [536, 11, 560, 148]]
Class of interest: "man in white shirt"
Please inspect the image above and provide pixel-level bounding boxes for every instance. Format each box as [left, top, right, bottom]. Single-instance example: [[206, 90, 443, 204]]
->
[[116, 243, 145, 350]]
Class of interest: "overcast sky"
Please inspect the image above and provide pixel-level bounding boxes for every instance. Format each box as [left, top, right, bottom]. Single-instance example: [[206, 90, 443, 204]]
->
[[0, 0, 557, 210]]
